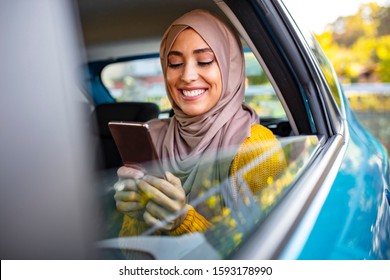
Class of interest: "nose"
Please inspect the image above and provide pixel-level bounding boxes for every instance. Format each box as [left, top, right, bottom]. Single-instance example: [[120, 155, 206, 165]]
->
[[181, 62, 198, 83]]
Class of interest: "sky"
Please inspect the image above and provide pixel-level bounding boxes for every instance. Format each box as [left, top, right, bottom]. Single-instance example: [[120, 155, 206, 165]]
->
[[285, 0, 389, 33]]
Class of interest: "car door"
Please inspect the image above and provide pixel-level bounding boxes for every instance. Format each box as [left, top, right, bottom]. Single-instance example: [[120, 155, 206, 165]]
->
[[224, 0, 390, 259]]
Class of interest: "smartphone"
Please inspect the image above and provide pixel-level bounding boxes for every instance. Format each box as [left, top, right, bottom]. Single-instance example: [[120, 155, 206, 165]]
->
[[108, 121, 165, 178]]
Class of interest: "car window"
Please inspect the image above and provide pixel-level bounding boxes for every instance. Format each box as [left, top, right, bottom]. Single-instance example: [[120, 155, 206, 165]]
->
[[101, 51, 286, 118], [100, 135, 320, 259], [89, 0, 337, 261], [282, 0, 343, 110]]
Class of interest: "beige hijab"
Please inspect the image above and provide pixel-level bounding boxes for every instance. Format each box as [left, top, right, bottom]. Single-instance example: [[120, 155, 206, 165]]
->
[[149, 9, 259, 195]]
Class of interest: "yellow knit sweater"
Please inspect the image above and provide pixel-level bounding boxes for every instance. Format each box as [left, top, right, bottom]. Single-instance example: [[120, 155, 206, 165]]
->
[[119, 124, 286, 237]]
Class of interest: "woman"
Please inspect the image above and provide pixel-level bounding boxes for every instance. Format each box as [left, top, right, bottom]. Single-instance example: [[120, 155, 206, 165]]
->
[[114, 9, 286, 236]]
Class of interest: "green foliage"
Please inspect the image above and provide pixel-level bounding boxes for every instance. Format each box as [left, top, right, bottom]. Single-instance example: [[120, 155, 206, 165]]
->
[[247, 74, 268, 85], [315, 2, 390, 83], [315, 2, 390, 154]]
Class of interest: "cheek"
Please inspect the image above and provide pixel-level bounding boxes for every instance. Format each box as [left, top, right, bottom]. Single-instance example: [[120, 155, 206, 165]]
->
[[166, 70, 175, 87], [208, 67, 222, 94], [166, 71, 179, 93], [165, 71, 182, 107]]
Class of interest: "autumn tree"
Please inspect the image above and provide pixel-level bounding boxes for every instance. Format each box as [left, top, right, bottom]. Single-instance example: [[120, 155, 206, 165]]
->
[[376, 5, 390, 36], [316, 2, 390, 82]]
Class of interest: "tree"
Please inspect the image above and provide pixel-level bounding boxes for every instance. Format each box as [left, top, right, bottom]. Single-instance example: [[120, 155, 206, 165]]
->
[[376, 35, 390, 82], [331, 3, 380, 47], [316, 2, 390, 83], [376, 5, 390, 36]]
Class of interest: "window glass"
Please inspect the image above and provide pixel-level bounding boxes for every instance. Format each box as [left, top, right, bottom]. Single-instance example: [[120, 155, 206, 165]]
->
[[282, 0, 343, 109], [101, 52, 286, 118], [308, 34, 343, 108], [100, 136, 320, 259], [101, 57, 171, 111], [244, 52, 286, 118]]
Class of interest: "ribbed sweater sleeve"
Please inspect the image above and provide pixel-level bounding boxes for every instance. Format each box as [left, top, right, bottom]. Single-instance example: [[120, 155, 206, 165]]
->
[[167, 205, 211, 235], [230, 124, 286, 194]]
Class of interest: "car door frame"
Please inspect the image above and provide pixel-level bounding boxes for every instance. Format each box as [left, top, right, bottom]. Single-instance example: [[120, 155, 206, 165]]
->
[[216, 0, 349, 259]]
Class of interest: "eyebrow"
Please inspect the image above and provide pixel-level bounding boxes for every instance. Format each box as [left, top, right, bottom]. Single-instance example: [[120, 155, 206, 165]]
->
[[168, 48, 213, 57]]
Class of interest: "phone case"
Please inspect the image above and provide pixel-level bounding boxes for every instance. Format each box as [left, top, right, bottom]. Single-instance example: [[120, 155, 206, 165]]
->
[[108, 121, 165, 178]]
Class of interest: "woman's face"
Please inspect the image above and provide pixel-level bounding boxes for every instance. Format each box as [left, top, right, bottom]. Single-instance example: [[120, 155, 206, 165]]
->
[[166, 28, 222, 116]]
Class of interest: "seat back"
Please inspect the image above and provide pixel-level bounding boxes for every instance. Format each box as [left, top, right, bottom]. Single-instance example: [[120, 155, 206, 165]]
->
[[92, 102, 160, 169]]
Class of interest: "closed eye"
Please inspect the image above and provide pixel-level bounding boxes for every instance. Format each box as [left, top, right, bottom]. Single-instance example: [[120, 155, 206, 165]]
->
[[168, 62, 183, 69], [198, 60, 214, 67]]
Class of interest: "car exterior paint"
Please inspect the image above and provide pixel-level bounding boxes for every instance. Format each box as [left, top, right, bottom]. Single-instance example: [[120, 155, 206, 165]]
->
[[296, 102, 390, 259]]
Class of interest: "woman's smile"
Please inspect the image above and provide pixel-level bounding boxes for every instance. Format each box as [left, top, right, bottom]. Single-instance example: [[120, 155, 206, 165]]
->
[[182, 88, 206, 98]]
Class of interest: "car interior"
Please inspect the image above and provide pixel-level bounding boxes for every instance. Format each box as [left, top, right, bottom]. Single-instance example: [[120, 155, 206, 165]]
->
[[72, 0, 345, 259], [76, 0, 298, 173], [74, 0, 325, 246]]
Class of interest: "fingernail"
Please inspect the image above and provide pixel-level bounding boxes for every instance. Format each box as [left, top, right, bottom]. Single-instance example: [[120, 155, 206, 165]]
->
[[114, 180, 125, 191]]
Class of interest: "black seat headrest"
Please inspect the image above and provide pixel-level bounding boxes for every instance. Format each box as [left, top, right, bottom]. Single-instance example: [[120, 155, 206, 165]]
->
[[93, 102, 160, 137]]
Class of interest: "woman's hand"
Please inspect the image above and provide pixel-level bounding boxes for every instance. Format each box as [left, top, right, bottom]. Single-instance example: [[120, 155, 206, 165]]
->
[[114, 166, 146, 219], [114, 167, 188, 231], [138, 171, 188, 231]]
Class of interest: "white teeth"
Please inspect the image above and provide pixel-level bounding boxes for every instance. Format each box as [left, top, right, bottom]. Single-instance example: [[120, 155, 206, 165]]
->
[[182, 89, 205, 97]]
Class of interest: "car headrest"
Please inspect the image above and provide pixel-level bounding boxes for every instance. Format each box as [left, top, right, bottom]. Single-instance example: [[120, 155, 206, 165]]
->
[[93, 102, 160, 137]]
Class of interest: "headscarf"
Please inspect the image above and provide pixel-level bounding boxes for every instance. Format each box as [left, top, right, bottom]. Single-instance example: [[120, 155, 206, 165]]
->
[[149, 9, 259, 196]]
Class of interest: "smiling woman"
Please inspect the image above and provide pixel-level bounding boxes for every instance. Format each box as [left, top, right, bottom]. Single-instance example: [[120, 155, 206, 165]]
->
[[114, 9, 286, 238]]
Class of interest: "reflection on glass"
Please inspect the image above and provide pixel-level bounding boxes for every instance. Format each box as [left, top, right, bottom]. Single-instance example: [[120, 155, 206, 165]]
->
[[203, 136, 320, 258], [98, 136, 320, 259], [309, 35, 343, 107], [281, 0, 342, 109]]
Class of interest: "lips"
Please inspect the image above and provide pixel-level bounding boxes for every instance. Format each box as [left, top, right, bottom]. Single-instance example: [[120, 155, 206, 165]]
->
[[182, 89, 206, 97]]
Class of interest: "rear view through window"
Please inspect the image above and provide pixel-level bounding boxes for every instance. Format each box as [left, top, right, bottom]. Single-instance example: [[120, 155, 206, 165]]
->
[[101, 52, 286, 119]]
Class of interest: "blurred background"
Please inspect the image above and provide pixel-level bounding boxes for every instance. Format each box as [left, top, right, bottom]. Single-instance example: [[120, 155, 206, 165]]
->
[[288, 0, 390, 153]]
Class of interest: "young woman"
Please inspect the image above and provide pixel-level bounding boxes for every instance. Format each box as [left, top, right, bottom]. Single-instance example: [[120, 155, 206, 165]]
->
[[114, 9, 286, 236]]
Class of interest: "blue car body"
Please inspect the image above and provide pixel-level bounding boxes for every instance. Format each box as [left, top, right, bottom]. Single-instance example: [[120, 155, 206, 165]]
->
[[296, 95, 390, 259]]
